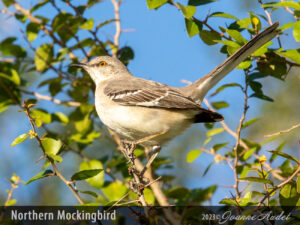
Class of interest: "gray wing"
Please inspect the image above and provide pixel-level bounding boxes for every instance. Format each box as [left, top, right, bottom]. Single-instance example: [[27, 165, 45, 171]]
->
[[104, 78, 204, 110]]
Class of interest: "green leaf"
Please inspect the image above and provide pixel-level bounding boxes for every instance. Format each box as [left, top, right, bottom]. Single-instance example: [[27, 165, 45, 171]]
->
[[219, 198, 238, 206], [70, 132, 101, 144], [146, 0, 168, 9], [47, 154, 63, 163], [203, 137, 212, 146], [262, 2, 300, 10], [117, 46, 134, 66], [186, 150, 202, 163], [30, 0, 50, 13], [52, 12, 82, 42], [206, 128, 224, 137], [71, 169, 103, 181], [199, 30, 221, 45], [185, 19, 202, 37], [293, 21, 300, 42], [238, 60, 252, 69], [80, 18, 94, 30], [78, 190, 98, 198], [52, 112, 69, 124], [35, 44, 53, 71], [209, 12, 238, 20], [226, 29, 247, 44], [0, 69, 21, 85], [268, 151, 300, 164], [253, 41, 272, 57], [178, 3, 197, 19], [75, 115, 92, 135], [277, 49, 300, 64], [242, 118, 260, 129], [203, 162, 213, 176], [297, 175, 300, 193], [42, 138, 62, 156], [166, 186, 191, 199], [144, 188, 155, 205], [210, 83, 242, 97], [211, 101, 229, 109], [26, 170, 53, 185], [80, 160, 104, 189], [281, 22, 296, 31], [188, 0, 217, 6], [6, 199, 17, 206], [270, 141, 285, 163], [11, 134, 29, 147], [3, 0, 14, 7], [239, 177, 273, 184], [0, 37, 26, 58], [31, 109, 52, 126], [102, 181, 127, 201], [212, 142, 228, 151], [241, 147, 256, 161], [26, 23, 40, 42], [280, 183, 300, 206]]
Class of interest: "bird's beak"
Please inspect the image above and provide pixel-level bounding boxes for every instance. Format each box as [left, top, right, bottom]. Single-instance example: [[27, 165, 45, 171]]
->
[[70, 63, 88, 69]]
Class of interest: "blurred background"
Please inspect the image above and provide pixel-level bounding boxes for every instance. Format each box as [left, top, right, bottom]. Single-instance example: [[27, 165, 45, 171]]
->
[[0, 0, 299, 205]]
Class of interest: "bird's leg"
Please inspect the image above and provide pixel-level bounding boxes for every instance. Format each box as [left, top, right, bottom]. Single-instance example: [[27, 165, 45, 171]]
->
[[139, 145, 161, 179], [120, 140, 136, 163]]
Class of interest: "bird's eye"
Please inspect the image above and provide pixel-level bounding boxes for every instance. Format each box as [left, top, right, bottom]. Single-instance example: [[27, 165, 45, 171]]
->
[[98, 61, 107, 67]]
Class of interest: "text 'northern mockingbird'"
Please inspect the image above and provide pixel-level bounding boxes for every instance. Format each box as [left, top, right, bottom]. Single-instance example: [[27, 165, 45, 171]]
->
[[72, 22, 279, 150]]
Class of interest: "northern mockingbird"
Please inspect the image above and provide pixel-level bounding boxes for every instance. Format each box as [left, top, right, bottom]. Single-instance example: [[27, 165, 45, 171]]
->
[[71, 22, 279, 150]]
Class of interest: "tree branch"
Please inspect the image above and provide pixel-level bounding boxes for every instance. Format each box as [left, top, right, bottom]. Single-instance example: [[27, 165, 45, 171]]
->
[[22, 101, 84, 204], [111, 0, 122, 57]]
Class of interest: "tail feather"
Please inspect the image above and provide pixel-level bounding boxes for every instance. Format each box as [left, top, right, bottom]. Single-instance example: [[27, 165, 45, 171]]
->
[[180, 22, 280, 103]]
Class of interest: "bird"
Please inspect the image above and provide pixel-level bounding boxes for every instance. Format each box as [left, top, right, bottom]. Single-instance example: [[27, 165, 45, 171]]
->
[[71, 22, 279, 152]]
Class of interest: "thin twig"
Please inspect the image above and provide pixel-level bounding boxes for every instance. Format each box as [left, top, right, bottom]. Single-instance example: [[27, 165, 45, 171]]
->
[[20, 89, 81, 107], [23, 102, 84, 204], [264, 123, 300, 137], [232, 70, 249, 199], [257, 164, 300, 207], [12, 1, 76, 59]]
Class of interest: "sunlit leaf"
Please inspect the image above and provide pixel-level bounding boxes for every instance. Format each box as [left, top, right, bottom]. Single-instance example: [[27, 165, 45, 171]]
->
[[26, 22, 40, 42], [11, 134, 29, 147], [206, 128, 224, 137], [185, 19, 202, 37], [242, 118, 260, 129], [239, 177, 273, 184], [102, 181, 127, 201], [26, 170, 53, 185], [80, 160, 104, 189], [80, 18, 94, 30], [211, 101, 229, 109], [178, 3, 197, 19], [35, 44, 53, 71], [186, 150, 202, 163], [262, 2, 300, 10], [199, 30, 221, 45], [269, 151, 299, 164], [210, 12, 238, 20], [42, 138, 62, 156], [146, 0, 168, 9], [219, 198, 238, 206], [280, 183, 300, 206]]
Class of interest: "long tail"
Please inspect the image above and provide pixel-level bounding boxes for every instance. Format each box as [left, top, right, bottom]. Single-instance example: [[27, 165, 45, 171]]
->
[[179, 22, 280, 103]]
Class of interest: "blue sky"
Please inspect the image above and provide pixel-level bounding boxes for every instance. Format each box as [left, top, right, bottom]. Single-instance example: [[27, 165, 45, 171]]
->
[[0, 0, 298, 205]]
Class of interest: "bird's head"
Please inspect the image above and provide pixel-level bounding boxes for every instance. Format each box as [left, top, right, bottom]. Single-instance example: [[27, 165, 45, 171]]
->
[[71, 56, 130, 83]]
